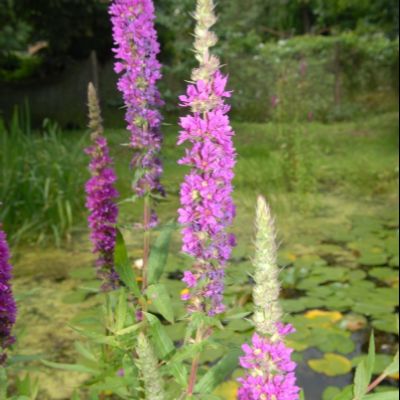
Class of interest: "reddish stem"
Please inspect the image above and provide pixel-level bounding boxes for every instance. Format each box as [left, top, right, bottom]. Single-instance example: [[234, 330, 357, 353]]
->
[[367, 373, 387, 393], [187, 327, 204, 396]]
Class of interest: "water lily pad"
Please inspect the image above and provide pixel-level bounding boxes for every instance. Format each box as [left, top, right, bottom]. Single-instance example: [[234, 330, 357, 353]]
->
[[389, 256, 399, 268], [372, 314, 399, 334], [325, 296, 354, 311], [213, 381, 239, 399], [323, 387, 341, 400], [294, 254, 327, 269], [281, 299, 309, 313], [305, 310, 343, 323], [369, 267, 398, 284], [347, 270, 367, 281], [308, 353, 352, 376], [358, 253, 388, 266]]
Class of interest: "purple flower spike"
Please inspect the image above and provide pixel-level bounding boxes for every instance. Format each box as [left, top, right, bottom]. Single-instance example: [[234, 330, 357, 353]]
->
[[110, 0, 164, 199], [85, 84, 120, 291], [238, 326, 300, 400], [178, 0, 236, 316], [0, 228, 17, 365]]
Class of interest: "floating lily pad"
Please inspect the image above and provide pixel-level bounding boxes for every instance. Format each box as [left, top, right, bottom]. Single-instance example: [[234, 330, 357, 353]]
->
[[358, 253, 388, 266], [323, 387, 341, 400], [372, 314, 399, 334], [369, 267, 398, 283], [305, 310, 343, 323], [308, 353, 352, 377], [213, 381, 239, 399], [389, 256, 399, 268], [281, 299, 309, 313]]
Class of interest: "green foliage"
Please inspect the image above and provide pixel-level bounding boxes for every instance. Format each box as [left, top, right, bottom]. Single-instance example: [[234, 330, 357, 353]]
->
[[0, 106, 87, 245]]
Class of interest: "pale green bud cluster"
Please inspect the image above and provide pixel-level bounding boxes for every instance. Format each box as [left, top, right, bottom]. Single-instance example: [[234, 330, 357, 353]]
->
[[87, 82, 104, 140], [137, 333, 165, 400], [252, 196, 283, 337], [192, 0, 220, 82]]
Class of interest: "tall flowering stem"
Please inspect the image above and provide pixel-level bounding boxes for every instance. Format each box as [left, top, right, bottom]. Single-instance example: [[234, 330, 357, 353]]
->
[[110, 0, 164, 291], [179, 0, 236, 318], [238, 197, 300, 400], [85, 83, 120, 291], [0, 227, 17, 366], [178, 0, 236, 395], [137, 332, 166, 400]]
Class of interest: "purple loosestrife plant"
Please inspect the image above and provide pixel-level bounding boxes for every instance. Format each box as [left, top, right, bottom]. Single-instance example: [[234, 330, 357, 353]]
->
[[109, 0, 164, 197], [238, 197, 300, 400], [0, 227, 17, 365], [178, 0, 236, 318], [85, 83, 120, 291], [110, 0, 164, 291]]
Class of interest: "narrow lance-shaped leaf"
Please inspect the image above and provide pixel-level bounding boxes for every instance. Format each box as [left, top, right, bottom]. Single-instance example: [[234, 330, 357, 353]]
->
[[354, 333, 376, 399], [144, 313, 175, 360], [147, 222, 175, 285], [147, 284, 175, 323], [196, 347, 242, 393], [114, 230, 141, 298]]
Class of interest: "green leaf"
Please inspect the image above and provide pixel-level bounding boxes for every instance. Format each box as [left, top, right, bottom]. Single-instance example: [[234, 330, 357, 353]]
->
[[147, 222, 174, 285], [308, 353, 353, 377], [115, 288, 128, 331], [114, 322, 143, 336], [323, 387, 341, 400], [355, 332, 377, 398], [74, 342, 97, 363], [115, 230, 141, 298], [147, 284, 175, 323], [145, 312, 175, 360], [363, 392, 400, 400], [383, 351, 399, 376], [333, 385, 355, 400], [42, 360, 99, 375], [354, 362, 370, 400], [169, 362, 188, 388], [196, 347, 242, 393]]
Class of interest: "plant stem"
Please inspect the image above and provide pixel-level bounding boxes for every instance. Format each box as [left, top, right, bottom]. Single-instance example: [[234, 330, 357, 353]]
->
[[187, 326, 204, 396], [353, 372, 390, 400], [142, 195, 151, 292], [367, 372, 388, 393], [0, 367, 7, 400]]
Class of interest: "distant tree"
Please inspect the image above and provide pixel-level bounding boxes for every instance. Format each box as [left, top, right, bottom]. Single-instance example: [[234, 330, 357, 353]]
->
[[13, 0, 112, 62]]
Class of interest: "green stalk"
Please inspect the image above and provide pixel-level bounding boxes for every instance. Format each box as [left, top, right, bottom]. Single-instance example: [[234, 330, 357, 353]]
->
[[142, 195, 151, 294], [0, 367, 7, 400]]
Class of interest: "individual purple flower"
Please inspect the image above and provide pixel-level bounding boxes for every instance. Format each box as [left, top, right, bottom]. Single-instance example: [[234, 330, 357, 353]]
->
[[85, 84, 120, 291], [0, 227, 17, 365], [110, 0, 164, 199], [238, 326, 300, 400], [178, 0, 236, 316]]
